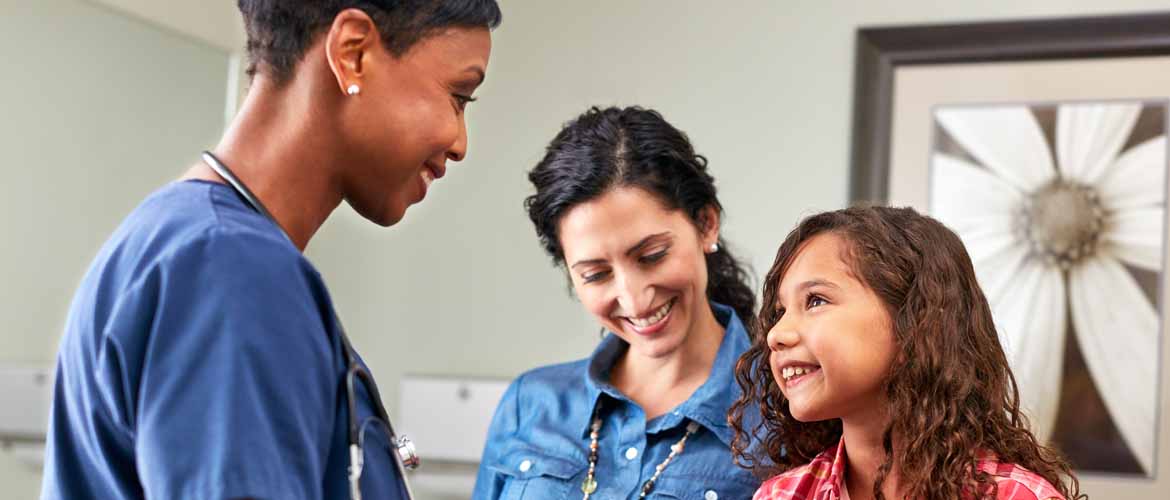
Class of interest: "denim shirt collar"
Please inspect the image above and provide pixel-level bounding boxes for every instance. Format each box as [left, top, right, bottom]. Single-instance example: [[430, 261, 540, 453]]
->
[[581, 302, 750, 447]]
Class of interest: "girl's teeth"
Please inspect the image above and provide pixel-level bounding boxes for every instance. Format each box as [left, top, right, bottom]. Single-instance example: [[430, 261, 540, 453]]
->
[[783, 366, 815, 381]]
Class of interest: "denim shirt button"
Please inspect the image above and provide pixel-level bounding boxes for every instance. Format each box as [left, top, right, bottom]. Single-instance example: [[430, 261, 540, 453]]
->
[[518, 459, 532, 472], [625, 447, 638, 460], [705, 490, 718, 500]]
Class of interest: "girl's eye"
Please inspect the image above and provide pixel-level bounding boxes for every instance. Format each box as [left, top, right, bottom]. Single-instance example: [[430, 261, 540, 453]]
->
[[640, 250, 667, 264], [806, 295, 827, 309]]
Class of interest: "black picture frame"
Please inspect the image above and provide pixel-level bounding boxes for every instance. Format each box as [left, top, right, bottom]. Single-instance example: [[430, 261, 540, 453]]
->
[[849, 11, 1170, 204]]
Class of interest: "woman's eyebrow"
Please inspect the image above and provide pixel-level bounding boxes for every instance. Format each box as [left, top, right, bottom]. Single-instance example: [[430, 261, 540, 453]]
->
[[570, 257, 606, 270], [460, 66, 485, 86], [625, 232, 672, 256]]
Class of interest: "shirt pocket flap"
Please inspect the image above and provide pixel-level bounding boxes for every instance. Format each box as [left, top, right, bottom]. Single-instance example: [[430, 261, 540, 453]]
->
[[486, 447, 585, 481], [644, 474, 758, 500]]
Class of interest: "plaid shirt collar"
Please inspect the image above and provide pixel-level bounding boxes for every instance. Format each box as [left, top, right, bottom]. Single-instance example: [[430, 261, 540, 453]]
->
[[753, 437, 1066, 500]]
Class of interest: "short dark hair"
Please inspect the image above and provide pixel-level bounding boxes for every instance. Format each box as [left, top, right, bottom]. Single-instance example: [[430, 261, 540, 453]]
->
[[238, 0, 502, 82]]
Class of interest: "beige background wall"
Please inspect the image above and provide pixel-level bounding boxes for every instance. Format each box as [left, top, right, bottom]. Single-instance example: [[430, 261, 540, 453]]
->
[[3, 0, 1168, 498]]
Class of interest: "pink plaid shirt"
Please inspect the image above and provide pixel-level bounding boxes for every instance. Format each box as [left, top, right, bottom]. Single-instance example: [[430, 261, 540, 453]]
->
[[752, 438, 1065, 500]]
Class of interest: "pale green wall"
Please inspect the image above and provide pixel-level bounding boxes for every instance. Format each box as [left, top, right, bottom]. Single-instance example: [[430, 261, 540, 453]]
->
[[0, 0, 227, 361], [0, 0, 227, 496]]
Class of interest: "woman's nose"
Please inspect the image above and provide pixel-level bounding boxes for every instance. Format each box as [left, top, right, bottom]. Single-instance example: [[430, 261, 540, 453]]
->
[[613, 272, 653, 317]]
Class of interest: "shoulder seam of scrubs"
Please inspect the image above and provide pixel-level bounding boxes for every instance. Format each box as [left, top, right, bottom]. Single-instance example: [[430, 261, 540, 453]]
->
[[200, 180, 226, 228]]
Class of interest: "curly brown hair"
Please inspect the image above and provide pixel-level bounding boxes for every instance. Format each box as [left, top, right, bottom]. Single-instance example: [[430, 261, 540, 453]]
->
[[728, 206, 1084, 500]]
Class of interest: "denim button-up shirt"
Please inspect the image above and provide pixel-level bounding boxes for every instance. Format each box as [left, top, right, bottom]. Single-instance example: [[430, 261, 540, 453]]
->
[[473, 303, 761, 500]]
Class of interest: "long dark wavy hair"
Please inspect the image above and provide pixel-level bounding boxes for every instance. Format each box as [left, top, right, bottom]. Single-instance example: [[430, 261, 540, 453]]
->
[[524, 106, 755, 324], [728, 206, 1084, 500]]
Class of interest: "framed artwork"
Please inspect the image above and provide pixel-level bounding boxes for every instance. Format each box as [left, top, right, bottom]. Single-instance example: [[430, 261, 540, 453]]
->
[[849, 12, 1170, 496]]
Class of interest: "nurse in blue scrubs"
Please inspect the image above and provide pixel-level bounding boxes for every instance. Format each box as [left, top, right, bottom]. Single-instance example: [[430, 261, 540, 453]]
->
[[473, 106, 763, 499], [41, 2, 500, 499]]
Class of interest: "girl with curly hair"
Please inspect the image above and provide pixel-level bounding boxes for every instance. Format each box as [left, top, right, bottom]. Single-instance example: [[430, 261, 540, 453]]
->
[[728, 206, 1084, 500]]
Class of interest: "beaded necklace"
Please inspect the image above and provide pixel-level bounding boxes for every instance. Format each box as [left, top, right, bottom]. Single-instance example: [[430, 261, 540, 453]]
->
[[580, 406, 701, 499]]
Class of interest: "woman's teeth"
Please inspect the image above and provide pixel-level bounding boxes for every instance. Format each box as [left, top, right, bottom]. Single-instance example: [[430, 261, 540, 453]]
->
[[782, 366, 819, 382], [629, 299, 673, 328], [421, 169, 434, 188]]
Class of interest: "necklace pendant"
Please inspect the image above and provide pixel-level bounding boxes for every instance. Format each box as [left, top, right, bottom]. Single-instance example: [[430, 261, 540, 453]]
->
[[581, 477, 598, 494]]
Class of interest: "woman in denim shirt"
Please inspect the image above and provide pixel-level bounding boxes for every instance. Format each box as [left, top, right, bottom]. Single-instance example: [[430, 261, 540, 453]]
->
[[473, 106, 762, 499]]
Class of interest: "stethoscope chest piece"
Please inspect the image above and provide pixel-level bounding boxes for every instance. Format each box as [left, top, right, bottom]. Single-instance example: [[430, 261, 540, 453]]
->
[[396, 435, 420, 470]]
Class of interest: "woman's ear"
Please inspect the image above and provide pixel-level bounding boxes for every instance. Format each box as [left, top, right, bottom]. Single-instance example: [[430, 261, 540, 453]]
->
[[698, 204, 721, 249], [324, 8, 378, 96]]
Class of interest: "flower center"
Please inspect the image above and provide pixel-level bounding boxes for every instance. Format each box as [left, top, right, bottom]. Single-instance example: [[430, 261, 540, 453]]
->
[[1018, 180, 1106, 270]]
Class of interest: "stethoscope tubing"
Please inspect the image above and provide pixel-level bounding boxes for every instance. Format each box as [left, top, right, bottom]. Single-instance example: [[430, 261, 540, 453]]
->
[[201, 151, 416, 500]]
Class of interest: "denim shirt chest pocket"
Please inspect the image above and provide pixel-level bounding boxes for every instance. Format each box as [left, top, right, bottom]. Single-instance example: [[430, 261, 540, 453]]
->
[[487, 447, 588, 500], [643, 473, 760, 500]]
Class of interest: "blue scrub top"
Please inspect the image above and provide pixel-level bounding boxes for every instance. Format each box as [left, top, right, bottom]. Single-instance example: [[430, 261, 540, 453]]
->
[[472, 302, 762, 500], [42, 180, 406, 500]]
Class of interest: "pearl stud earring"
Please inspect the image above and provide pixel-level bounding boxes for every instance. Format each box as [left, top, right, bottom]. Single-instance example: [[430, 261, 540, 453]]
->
[[346, 84, 361, 96]]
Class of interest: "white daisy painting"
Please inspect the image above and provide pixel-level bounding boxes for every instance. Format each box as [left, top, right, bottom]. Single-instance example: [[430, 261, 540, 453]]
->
[[929, 100, 1166, 476]]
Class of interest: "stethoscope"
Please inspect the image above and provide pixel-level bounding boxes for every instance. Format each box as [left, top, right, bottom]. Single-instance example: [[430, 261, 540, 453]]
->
[[201, 151, 418, 500]]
